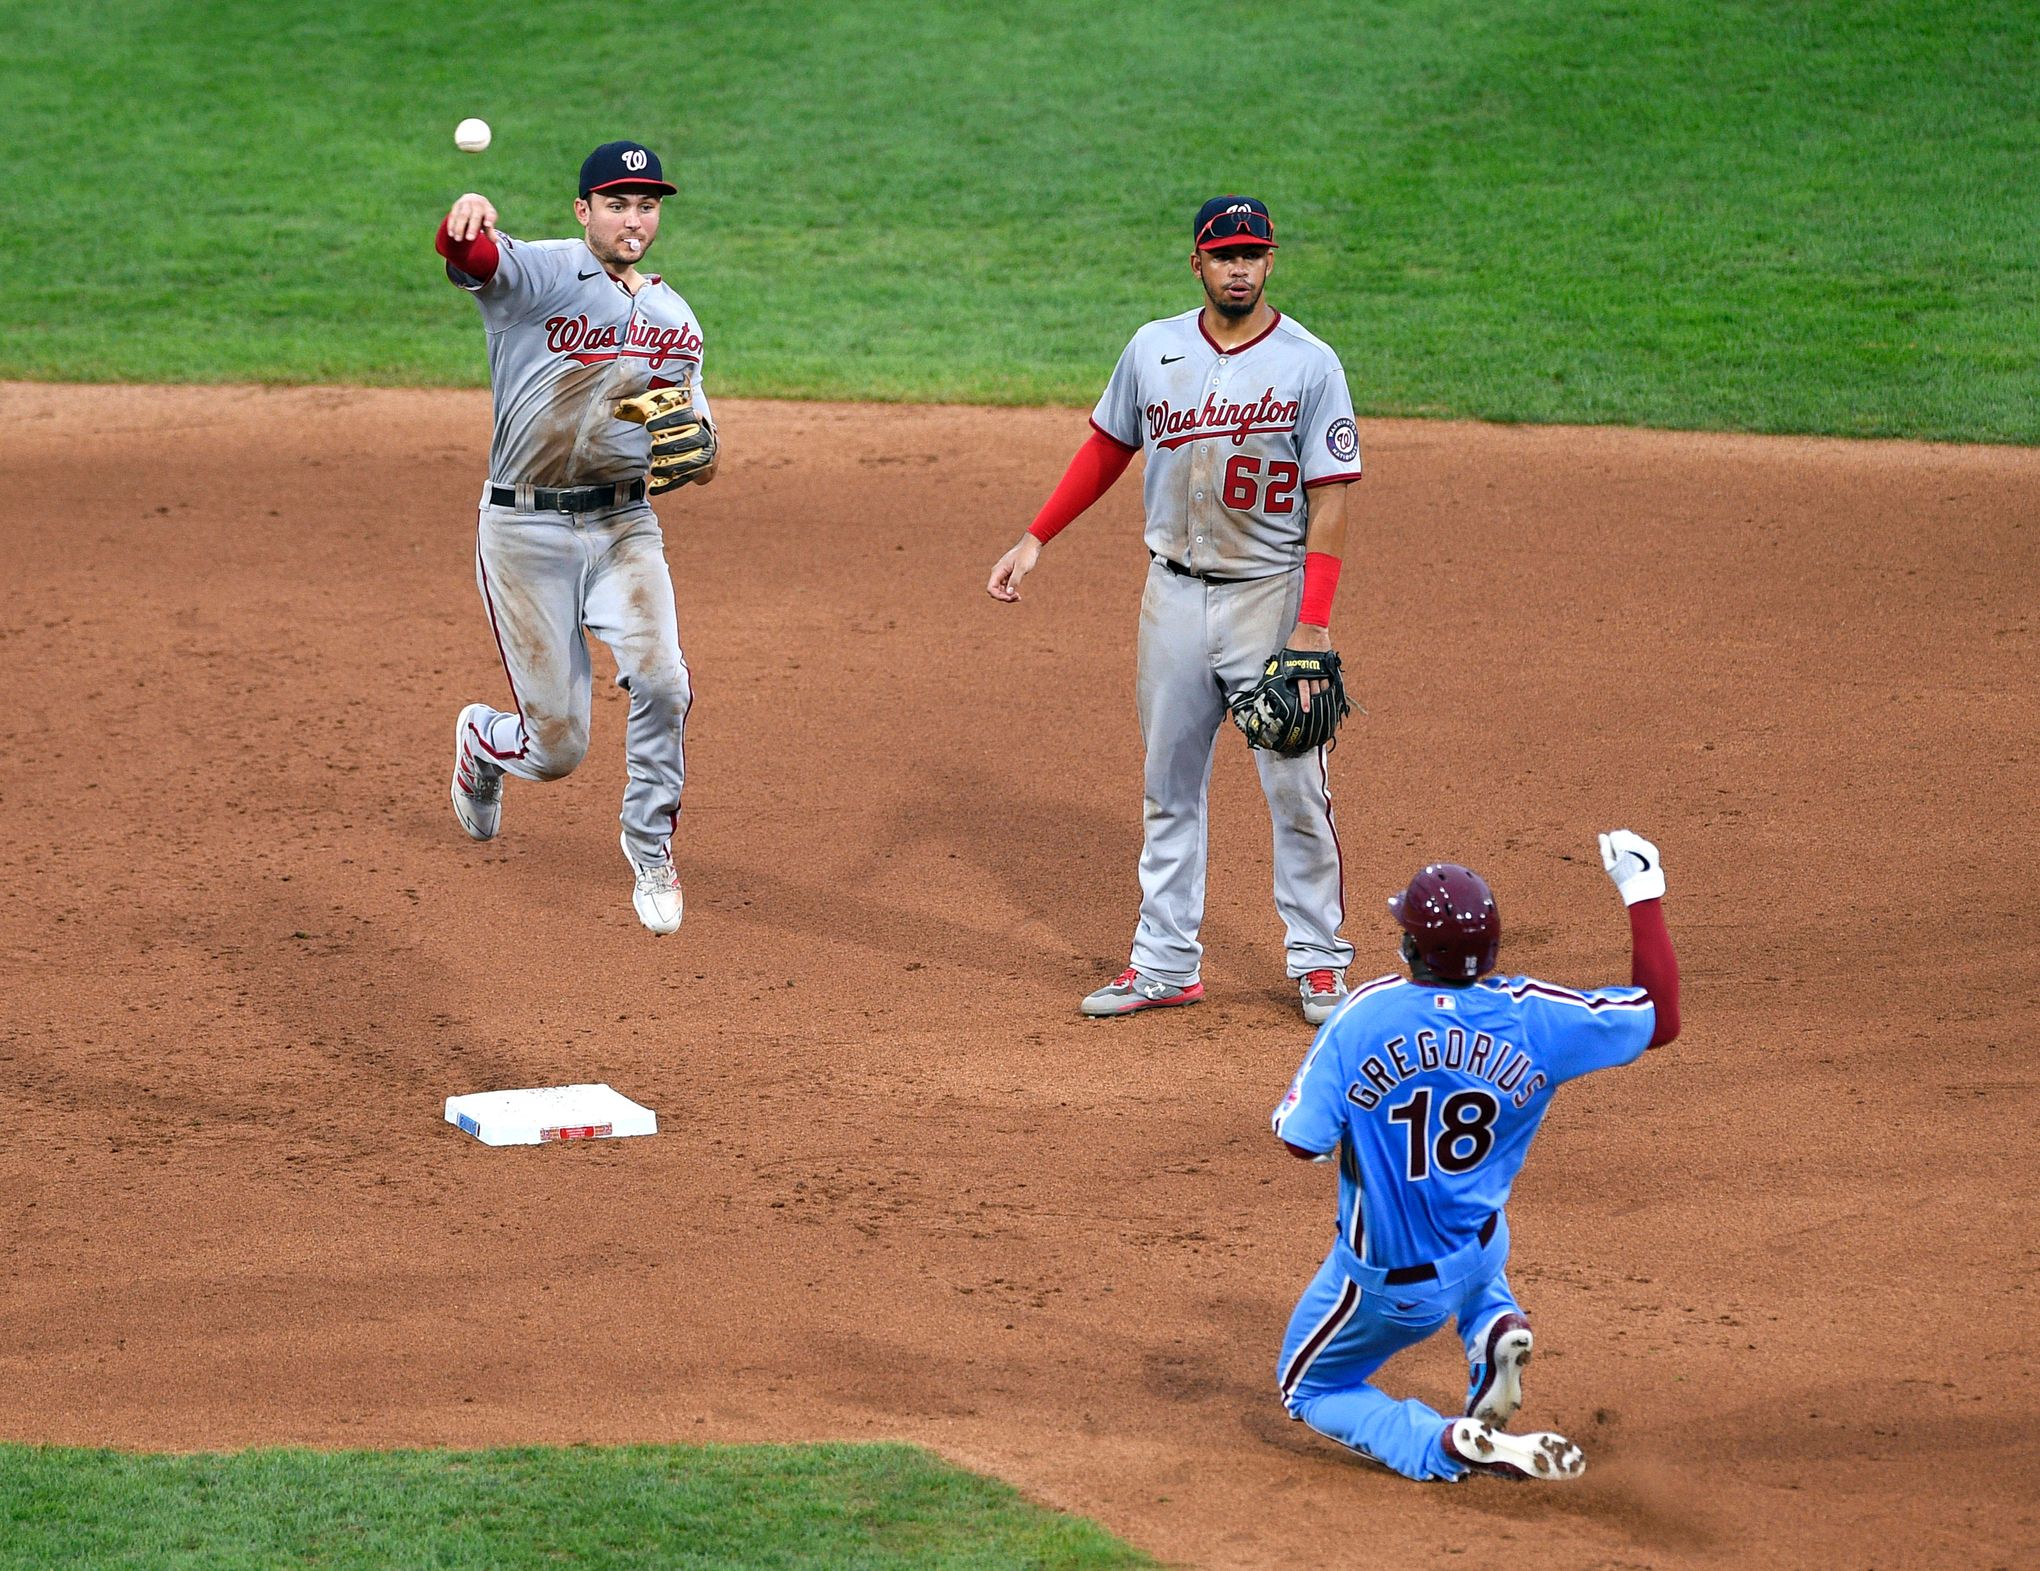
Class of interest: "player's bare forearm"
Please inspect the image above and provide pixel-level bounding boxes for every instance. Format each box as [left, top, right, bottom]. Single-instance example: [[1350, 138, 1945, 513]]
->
[[1301, 477, 1352, 560]]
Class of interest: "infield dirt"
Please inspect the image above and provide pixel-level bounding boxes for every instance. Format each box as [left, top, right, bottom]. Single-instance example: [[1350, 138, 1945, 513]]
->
[[1, 383, 2034, 1569]]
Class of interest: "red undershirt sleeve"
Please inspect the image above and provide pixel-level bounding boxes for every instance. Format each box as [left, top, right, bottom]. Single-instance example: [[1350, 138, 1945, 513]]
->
[[436, 217, 500, 283], [1027, 427, 1137, 543], [1628, 898, 1680, 1047]]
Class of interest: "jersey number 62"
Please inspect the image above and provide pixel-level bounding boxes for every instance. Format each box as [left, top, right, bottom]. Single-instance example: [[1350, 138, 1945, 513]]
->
[[1221, 455, 1300, 514]]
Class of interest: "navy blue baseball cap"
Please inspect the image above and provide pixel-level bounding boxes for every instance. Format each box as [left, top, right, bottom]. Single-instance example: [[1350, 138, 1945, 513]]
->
[[579, 140, 677, 198], [1194, 195, 1278, 250]]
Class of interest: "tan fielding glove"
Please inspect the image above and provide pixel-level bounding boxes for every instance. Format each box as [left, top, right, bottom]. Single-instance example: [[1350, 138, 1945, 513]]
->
[[613, 383, 717, 493]]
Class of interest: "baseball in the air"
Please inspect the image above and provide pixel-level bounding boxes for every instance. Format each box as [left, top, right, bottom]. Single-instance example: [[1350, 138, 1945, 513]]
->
[[454, 118, 492, 154]]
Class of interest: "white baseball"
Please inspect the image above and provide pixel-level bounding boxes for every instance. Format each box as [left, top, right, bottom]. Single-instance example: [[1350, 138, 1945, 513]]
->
[[454, 118, 492, 154]]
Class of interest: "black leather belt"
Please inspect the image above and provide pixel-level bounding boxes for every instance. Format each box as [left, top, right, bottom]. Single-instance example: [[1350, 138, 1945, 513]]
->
[[488, 478, 646, 513], [1382, 1213, 1499, 1284], [1154, 554, 1253, 585]]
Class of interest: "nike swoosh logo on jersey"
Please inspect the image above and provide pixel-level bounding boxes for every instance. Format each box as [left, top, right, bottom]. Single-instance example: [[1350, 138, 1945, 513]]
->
[[578, 269, 601, 280], [1161, 354, 1185, 364]]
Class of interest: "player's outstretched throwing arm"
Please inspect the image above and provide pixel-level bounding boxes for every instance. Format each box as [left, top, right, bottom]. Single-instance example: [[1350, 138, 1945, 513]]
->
[[984, 425, 1138, 602], [1602, 828, 1680, 1047]]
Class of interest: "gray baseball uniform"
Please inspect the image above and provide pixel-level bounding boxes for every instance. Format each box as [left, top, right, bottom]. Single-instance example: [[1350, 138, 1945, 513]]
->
[[448, 236, 707, 862], [1092, 308, 1363, 985]]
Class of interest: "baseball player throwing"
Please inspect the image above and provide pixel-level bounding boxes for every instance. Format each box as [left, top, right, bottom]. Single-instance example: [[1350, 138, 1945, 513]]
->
[[437, 140, 717, 935], [1271, 831, 1682, 1480], [987, 196, 1364, 1024]]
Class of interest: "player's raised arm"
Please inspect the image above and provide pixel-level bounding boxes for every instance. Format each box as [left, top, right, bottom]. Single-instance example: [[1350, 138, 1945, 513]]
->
[[436, 192, 501, 281], [986, 425, 1138, 602], [1600, 829, 1681, 1047]]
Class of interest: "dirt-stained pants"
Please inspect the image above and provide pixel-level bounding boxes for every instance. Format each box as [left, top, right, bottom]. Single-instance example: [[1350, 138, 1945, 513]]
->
[[1129, 559, 1352, 987], [465, 498, 691, 863]]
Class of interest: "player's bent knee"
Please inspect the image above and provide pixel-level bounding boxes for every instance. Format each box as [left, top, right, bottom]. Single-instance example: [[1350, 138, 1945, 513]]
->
[[525, 717, 590, 781]]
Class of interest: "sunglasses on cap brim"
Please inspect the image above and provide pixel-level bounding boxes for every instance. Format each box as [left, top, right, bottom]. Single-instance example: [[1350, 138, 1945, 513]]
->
[[1196, 211, 1278, 249]]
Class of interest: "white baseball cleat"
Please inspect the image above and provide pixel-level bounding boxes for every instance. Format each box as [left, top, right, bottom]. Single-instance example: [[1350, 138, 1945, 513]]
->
[[1445, 1418, 1585, 1481], [1467, 1312, 1534, 1427], [451, 703, 504, 841], [621, 831, 682, 935]]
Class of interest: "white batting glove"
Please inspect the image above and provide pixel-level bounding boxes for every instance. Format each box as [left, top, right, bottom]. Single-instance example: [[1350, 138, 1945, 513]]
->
[[1599, 829, 1666, 905]]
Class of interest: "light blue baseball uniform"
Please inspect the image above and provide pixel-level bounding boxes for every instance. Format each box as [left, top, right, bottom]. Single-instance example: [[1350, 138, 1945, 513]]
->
[[1272, 970, 1655, 1479]]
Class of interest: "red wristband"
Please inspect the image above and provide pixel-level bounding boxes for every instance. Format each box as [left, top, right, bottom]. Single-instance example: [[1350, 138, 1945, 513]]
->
[[1298, 551, 1341, 627]]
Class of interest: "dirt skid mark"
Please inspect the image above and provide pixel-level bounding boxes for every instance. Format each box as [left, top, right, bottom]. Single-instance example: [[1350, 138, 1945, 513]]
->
[[525, 362, 617, 488]]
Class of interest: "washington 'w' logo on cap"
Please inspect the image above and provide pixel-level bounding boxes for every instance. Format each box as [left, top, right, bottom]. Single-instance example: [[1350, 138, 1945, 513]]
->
[[623, 148, 648, 171]]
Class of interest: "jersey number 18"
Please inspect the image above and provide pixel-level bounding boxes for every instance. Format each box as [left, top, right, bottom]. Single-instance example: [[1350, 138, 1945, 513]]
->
[[1386, 1087, 1499, 1180]]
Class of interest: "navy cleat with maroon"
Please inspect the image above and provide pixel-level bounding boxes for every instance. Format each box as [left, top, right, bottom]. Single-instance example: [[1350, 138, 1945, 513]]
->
[[1467, 1311, 1534, 1426]]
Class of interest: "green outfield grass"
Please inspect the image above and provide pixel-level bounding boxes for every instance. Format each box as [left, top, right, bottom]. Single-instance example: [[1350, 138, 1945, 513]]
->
[[1, 0, 2034, 438], [0, 1443, 1152, 1570]]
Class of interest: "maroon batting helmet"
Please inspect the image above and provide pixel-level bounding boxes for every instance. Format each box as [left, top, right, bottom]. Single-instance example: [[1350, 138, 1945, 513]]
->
[[1388, 863, 1500, 980]]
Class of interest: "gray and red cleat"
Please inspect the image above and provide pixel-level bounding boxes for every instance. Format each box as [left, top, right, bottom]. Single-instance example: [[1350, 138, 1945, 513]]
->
[[1467, 1312, 1534, 1427], [1444, 1418, 1585, 1481], [1080, 967, 1204, 1017], [1299, 968, 1349, 1024], [451, 703, 504, 841]]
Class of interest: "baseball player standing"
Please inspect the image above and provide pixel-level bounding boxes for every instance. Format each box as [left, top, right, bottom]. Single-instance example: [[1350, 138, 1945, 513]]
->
[[1271, 831, 1682, 1480], [437, 140, 718, 935], [986, 196, 1365, 1024]]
